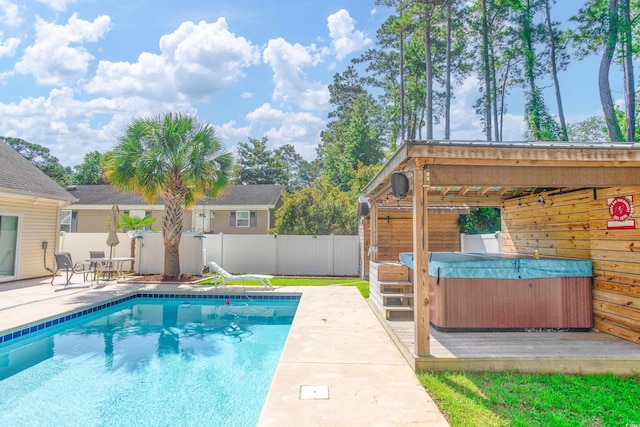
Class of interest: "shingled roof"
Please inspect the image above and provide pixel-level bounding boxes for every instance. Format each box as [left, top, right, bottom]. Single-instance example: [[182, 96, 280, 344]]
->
[[0, 140, 76, 202], [68, 184, 283, 207]]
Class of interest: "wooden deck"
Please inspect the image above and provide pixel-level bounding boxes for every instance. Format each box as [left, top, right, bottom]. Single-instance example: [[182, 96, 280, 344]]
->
[[370, 302, 640, 374]]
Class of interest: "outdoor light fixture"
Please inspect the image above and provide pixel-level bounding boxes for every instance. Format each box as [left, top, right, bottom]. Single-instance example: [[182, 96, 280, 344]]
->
[[518, 201, 522, 208], [537, 195, 544, 206]]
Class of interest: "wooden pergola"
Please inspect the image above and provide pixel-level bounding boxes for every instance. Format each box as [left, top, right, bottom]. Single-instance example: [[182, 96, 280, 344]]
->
[[361, 140, 640, 356]]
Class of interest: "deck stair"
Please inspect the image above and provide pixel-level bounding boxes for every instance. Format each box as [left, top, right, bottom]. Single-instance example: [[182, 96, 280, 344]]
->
[[369, 261, 414, 320]]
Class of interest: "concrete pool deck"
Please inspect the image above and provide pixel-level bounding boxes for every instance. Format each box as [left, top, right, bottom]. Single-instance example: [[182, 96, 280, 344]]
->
[[0, 276, 449, 427]]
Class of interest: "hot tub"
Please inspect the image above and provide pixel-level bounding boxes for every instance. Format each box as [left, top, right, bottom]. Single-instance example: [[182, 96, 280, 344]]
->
[[399, 252, 593, 331]]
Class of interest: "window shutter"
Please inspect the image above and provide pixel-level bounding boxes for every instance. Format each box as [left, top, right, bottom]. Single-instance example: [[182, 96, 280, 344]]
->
[[250, 211, 257, 227], [230, 212, 236, 227]]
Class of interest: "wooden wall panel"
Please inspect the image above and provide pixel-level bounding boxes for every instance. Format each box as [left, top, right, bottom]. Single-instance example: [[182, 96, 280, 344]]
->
[[590, 186, 640, 344], [502, 189, 593, 259], [503, 186, 640, 344], [375, 210, 459, 262]]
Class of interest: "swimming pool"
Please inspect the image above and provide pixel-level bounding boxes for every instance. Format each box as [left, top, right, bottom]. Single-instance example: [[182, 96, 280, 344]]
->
[[0, 293, 299, 426]]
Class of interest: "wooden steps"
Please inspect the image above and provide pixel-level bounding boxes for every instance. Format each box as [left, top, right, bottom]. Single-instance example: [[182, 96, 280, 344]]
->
[[369, 261, 414, 320]]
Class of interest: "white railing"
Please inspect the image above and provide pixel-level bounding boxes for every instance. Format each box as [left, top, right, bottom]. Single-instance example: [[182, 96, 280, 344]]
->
[[60, 232, 360, 276]]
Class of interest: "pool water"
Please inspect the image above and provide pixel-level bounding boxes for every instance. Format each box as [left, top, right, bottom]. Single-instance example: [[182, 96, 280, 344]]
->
[[0, 297, 298, 426]]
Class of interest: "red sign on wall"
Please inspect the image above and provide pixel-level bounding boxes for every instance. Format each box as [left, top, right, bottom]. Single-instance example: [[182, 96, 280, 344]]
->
[[607, 196, 636, 229]]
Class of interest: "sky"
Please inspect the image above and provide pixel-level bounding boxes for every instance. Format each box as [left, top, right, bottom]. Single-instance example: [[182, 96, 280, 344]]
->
[[0, 0, 625, 168]]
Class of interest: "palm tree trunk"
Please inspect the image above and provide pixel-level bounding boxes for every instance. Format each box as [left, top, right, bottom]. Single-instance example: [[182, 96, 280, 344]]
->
[[163, 177, 186, 277]]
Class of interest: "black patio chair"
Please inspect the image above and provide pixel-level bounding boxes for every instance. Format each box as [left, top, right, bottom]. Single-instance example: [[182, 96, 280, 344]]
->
[[51, 252, 93, 287]]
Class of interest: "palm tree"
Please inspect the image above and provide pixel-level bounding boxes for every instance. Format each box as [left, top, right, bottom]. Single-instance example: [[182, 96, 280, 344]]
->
[[105, 112, 232, 277], [119, 213, 156, 272]]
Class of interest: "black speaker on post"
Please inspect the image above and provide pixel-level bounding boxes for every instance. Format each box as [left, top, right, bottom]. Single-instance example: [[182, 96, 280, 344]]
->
[[391, 172, 409, 198], [359, 201, 369, 216]]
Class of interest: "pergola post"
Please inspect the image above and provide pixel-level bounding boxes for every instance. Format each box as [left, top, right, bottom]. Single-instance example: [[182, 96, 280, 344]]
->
[[413, 166, 430, 356]]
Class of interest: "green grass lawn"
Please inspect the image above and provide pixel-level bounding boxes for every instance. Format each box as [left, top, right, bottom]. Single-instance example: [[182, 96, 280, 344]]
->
[[199, 275, 370, 297], [417, 371, 640, 427]]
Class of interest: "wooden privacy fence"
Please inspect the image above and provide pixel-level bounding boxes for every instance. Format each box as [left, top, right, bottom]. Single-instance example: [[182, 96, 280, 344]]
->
[[60, 232, 360, 276]]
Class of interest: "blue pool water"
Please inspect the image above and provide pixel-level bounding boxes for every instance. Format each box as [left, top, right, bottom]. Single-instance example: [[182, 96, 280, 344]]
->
[[0, 295, 299, 427]]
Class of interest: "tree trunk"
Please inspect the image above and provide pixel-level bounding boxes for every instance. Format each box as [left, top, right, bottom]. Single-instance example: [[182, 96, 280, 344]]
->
[[445, 2, 451, 139], [481, 0, 492, 141], [162, 176, 186, 277], [400, 0, 406, 142], [545, 0, 568, 141], [621, 0, 635, 141], [600, 0, 623, 142], [130, 238, 136, 272], [425, 12, 434, 139]]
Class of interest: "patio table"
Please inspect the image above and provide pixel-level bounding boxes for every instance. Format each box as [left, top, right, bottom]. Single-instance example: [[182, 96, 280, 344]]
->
[[86, 257, 133, 283]]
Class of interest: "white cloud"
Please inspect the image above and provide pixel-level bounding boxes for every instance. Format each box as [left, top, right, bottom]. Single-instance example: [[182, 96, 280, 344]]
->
[[215, 120, 252, 147], [370, 8, 377, 17], [246, 103, 285, 122], [327, 9, 371, 61], [14, 14, 111, 86], [0, 0, 21, 26], [35, 0, 79, 12], [0, 86, 192, 165], [262, 37, 330, 110], [247, 104, 325, 160], [241, 91, 253, 99], [86, 18, 259, 103], [0, 32, 19, 57]]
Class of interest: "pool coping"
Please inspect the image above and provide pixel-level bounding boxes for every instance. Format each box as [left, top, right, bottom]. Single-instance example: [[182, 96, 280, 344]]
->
[[0, 290, 301, 345]]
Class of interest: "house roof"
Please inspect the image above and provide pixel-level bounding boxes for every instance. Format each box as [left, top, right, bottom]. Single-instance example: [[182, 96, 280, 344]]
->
[[201, 184, 284, 207], [68, 184, 284, 208], [0, 140, 76, 203]]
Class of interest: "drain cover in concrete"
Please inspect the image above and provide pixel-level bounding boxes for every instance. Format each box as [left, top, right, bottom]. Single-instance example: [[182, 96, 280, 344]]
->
[[299, 385, 329, 400]]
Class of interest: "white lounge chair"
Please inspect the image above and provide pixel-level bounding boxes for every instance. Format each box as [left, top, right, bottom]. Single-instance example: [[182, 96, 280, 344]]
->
[[207, 261, 274, 289]]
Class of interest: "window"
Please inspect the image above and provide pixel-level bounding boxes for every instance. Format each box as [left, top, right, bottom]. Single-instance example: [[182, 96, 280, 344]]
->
[[60, 210, 77, 232], [230, 211, 257, 227], [236, 211, 250, 227], [0, 214, 19, 281]]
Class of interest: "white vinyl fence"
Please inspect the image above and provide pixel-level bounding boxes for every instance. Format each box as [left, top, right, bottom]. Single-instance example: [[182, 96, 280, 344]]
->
[[60, 232, 360, 276], [460, 232, 502, 253]]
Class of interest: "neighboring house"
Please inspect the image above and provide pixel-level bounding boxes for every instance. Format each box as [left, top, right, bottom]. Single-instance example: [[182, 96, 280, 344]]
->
[[0, 140, 76, 282], [64, 184, 284, 235]]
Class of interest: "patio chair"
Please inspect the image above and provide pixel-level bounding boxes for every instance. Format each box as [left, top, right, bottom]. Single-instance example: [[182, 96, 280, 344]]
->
[[207, 261, 274, 289], [51, 252, 93, 287]]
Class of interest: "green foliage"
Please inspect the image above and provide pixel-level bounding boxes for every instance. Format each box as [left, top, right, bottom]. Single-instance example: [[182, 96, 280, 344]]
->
[[567, 115, 610, 141], [73, 151, 107, 184], [418, 371, 640, 427], [3, 136, 73, 185], [272, 162, 382, 236], [458, 207, 501, 234], [118, 213, 156, 231], [231, 137, 314, 191], [272, 175, 358, 235], [524, 90, 563, 141], [319, 69, 387, 192]]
